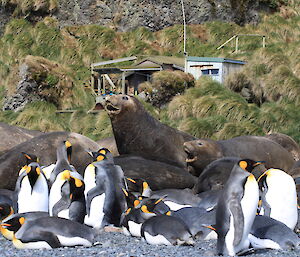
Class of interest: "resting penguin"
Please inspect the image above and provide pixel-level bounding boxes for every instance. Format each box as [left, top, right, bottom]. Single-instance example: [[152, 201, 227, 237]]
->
[[216, 159, 261, 256], [141, 215, 194, 246], [171, 207, 217, 240], [0, 216, 95, 249], [84, 154, 126, 228], [120, 196, 170, 237], [1, 211, 49, 240], [249, 215, 300, 250], [257, 168, 298, 230], [49, 170, 86, 223], [13, 162, 49, 213]]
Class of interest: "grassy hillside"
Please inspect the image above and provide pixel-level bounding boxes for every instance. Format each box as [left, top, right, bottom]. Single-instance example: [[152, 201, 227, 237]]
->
[[0, 1, 299, 142]]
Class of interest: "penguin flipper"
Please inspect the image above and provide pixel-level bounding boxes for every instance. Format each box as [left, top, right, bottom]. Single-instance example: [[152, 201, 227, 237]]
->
[[20, 231, 61, 248], [13, 172, 27, 212], [229, 197, 244, 246], [86, 186, 104, 216]]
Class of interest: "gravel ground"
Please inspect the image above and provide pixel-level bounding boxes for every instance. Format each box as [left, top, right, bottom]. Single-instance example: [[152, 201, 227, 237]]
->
[[0, 231, 299, 257]]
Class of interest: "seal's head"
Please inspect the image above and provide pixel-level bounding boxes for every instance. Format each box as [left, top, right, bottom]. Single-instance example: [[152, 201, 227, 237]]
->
[[104, 94, 138, 117], [184, 139, 224, 176]]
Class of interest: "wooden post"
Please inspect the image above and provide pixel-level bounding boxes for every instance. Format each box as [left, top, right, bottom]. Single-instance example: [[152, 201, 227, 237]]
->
[[122, 72, 126, 94], [91, 65, 95, 92], [97, 76, 101, 95], [235, 36, 239, 53], [262, 36, 266, 48]]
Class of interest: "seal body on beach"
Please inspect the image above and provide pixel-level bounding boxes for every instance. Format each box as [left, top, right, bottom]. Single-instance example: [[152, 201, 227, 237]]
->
[[0, 122, 42, 156], [0, 131, 100, 190], [104, 94, 195, 168], [114, 155, 197, 190], [184, 136, 295, 176]]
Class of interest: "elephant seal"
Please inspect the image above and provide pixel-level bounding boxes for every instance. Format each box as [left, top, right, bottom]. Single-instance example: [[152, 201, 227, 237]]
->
[[0, 131, 100, 190], [114, 155, 197, 190], [0, 122, 42, 156], [184, 135, 295, 176], [104, 94, 195, 168], [193, 157, 266, 194], [96, 136, 119, 156], [264, 132, 300, 161]]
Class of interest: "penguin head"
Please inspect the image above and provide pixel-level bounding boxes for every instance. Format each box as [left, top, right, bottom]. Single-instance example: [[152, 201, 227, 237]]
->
[[69, 176, 85, 201], [21, 152, 39, 165], [98, 147, 111, 155], [26, 163, 42, 189], [87, 151, 107, 162], [122, 188, 142, 209], [140, 197, 170, 218], [0, 203, 14, 221], [1, 216, 25, 233], [125, 177, 151, 197], [64, 140, 72, 163], [238, 159, 265, 173]]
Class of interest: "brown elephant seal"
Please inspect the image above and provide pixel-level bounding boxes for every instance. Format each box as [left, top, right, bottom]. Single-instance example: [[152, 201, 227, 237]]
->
[[96, 136, 119, 156], [0, 131, 100, 190], [104, 94, 195, 168], [0, 122, 42, 156], [193, 157, 266, 194], [114, 155, 197, 190], [184, 135, 295, 176], [264, 132, 300, 161]]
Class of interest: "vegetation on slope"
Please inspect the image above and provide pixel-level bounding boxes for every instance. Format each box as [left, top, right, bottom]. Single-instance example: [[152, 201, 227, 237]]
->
[[0, 1, 299, 142]]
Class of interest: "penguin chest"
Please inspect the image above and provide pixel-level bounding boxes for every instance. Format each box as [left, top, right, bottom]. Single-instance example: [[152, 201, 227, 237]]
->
[[264, 175, 298, 229], [237, 176, 259, 251], [13, 237, 52, 249], [143, 232, 172, 246], [49, 181, 66, 216], [58, 209, 70, 220], [84, 165, 96, 196], [18, 176, 49, 213], [84, 194, 105, 229], [57, 235, 92, 247], [128, 221, 142, 237], [164, 201, 191, 211]]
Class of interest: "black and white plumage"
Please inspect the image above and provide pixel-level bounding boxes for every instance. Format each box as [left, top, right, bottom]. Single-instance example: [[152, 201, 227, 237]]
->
[[14, 162, 49, 213], [84, 153, 126, 229]]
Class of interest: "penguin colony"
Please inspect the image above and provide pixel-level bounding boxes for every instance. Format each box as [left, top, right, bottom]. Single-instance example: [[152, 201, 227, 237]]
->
[[0, 140, 299, 256]]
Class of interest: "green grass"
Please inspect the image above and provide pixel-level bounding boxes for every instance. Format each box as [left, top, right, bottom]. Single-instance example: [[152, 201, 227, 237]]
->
[[0, 1, 300, 143]]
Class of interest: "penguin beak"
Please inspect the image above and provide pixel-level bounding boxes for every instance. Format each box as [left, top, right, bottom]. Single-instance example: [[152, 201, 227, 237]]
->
[[0, 223, 11, 228]]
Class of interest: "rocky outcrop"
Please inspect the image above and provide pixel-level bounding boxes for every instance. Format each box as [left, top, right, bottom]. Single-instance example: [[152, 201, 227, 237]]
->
[[2, 63, 43, 112], [0, 0, 265, 34]]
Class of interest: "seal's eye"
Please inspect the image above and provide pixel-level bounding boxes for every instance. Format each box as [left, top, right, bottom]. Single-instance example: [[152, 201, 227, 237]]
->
[[122, 96, 129, 100], [198, 142, 203, 146]]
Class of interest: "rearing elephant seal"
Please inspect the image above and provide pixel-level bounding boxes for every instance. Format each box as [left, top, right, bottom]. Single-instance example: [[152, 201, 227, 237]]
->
[[104, 94, 195, 168], [184, 135, 295, 176]]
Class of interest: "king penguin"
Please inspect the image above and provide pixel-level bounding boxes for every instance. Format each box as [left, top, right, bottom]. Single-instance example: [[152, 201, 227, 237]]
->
[[141, 214, 194, 246], [13, 162, 49, 213], [215, 159, 261, 256], [18, 152, 39, 175], [257, 168, 298, 230], [84, 151, 126, 229], [0, 215, 95, 249], [47, 140, 74, 184], [49, 170, 86, 223], [249, 215, 300, 250]]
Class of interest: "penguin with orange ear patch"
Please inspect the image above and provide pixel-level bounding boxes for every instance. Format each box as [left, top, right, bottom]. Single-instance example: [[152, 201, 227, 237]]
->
[[18, 152, 39, 175], [84, 150, 126, 229], [215, 159, 261, 256], [14, 162, 49, 213], [1, 215, 95, 249], [49, 170, 86, 223]]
